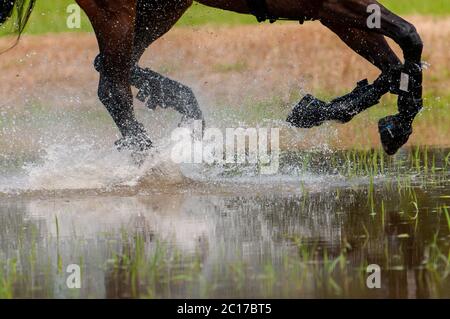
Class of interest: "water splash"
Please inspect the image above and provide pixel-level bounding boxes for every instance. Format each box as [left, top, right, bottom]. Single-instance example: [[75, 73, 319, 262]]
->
[[0, 136, 360, 196], [0, 137, 188, 194]]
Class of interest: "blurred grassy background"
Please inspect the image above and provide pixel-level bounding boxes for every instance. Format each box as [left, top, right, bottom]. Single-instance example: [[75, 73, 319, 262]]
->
[[8, 0, 450, 35]]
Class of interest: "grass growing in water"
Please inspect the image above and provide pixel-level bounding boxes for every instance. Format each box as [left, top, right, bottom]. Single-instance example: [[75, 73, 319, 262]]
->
[[0, 147, 449, 298]]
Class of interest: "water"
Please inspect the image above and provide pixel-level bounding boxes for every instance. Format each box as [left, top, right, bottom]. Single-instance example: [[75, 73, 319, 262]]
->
[[0, 140, 449, 298]]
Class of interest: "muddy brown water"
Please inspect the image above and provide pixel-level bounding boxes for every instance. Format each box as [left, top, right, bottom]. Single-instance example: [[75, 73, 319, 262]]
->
[[0, 147, 449, 299]]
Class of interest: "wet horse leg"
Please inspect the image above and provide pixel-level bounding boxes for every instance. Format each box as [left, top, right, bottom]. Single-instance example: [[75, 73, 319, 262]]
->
[[77, 0, 152, 152], [287, 27, 402, 128], [129, 0, 202, 123], [370, 5, 424, 155], [129, 66, 203, 122], [289, 0, 424, 155], [331, 1, 424, 155]]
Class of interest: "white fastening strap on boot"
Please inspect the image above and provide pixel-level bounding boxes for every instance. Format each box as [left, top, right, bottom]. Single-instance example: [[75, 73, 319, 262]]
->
[[399, 72, 410, 92]]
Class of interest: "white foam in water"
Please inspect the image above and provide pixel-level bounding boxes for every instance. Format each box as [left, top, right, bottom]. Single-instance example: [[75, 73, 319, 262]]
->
[[26, 142, 142, 190], [0, 137, 187, 193], [0, 127, 367, 195]]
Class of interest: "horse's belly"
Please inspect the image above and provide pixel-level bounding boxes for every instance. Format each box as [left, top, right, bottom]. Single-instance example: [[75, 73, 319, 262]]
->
[[195, 0, 320, 20]]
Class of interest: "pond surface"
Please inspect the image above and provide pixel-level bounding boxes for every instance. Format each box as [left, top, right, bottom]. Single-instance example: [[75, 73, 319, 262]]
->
[[0, 147, 449, 298]]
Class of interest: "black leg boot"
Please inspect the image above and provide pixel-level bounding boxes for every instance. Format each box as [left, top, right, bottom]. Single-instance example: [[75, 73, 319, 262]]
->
[[378, 62, 423, 155], [287, 75, 390, 128]]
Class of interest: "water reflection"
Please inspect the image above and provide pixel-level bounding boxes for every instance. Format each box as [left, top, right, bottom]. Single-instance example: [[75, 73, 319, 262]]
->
[[1, 170, 449, 298], [0, 148, 449, 298]]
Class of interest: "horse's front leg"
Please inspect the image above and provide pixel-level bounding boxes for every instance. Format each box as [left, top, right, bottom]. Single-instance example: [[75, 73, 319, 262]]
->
[[374, 7, 424, 155], [77, 0, 152, 154], [287, 26, 399, 130], [288, 0, 424, 155]]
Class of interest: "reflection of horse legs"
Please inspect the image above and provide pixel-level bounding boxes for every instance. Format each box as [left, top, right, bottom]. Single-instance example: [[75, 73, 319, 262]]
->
[[288, 1, 423, 155]]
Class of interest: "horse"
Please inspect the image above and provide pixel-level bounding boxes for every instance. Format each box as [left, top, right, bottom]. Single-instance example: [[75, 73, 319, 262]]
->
[[0, 0, 424, 156]]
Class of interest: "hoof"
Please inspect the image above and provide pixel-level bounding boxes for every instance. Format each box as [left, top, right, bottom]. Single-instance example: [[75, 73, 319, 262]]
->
[[378, 114, 412, 155], [115, 133, 153, 153], [115, 135, 153, 166], [287, 94, 328, 128]]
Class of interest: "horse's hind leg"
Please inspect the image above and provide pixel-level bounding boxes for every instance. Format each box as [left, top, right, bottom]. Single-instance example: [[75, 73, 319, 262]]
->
[[130, 66, 203, 122], [130, 0, 203, 123], [77, 0, 152, 153]]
